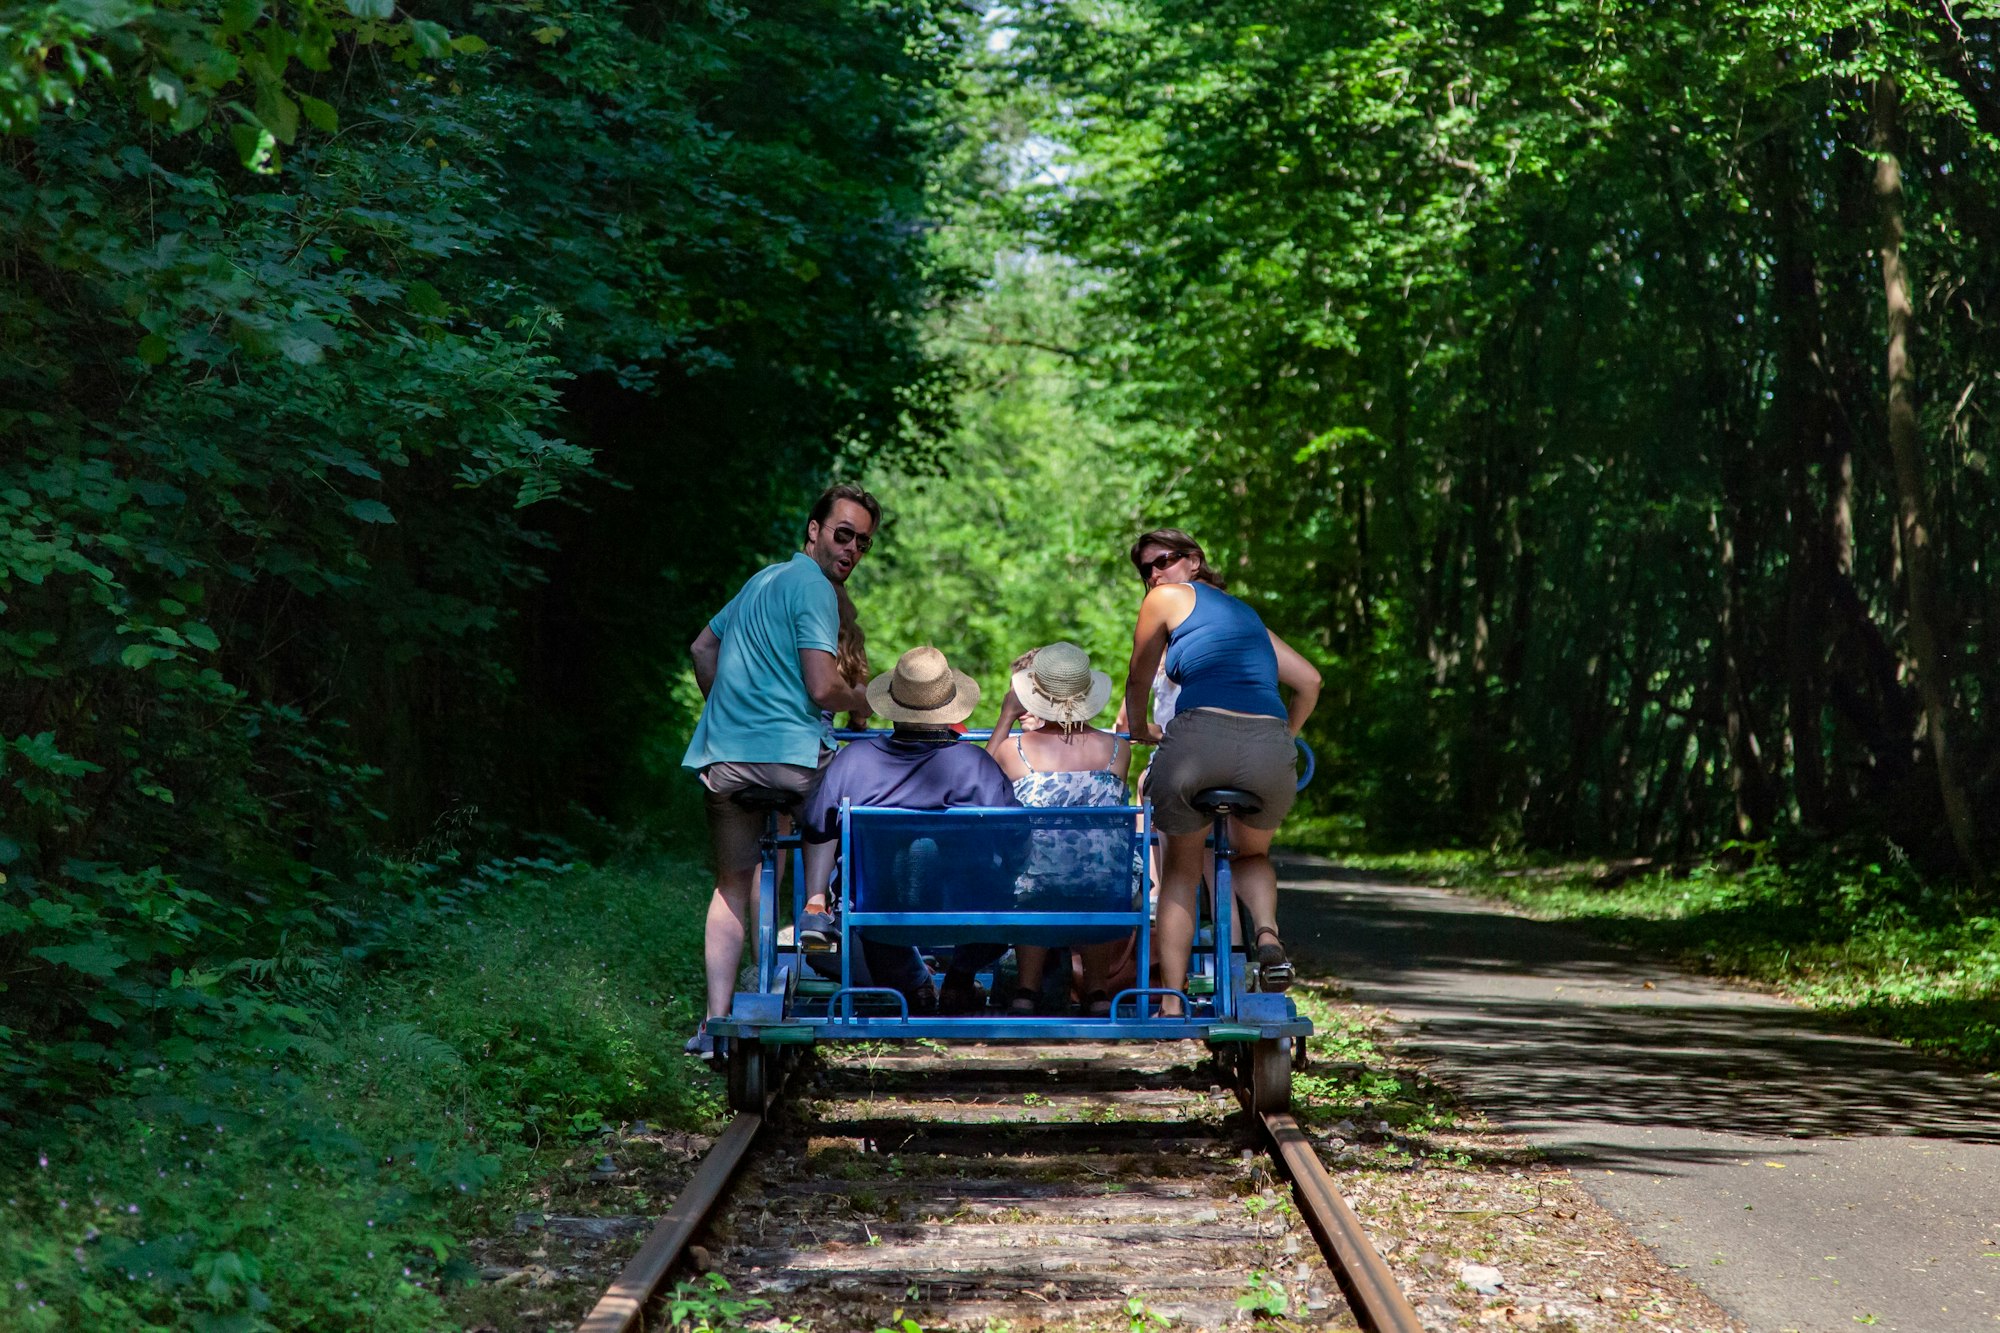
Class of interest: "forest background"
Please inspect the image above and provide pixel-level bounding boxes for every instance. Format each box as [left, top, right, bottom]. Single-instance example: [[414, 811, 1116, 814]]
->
[[3, 0, 2000, 1327]]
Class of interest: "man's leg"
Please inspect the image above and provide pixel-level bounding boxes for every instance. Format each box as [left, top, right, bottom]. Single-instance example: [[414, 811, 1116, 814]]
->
[[704, 862, 759, 1019], [859, 936, 932, 1007], [799, 835, 840, 947], [695, 765, 777, 1022], [938, 941, 1006, 1016]]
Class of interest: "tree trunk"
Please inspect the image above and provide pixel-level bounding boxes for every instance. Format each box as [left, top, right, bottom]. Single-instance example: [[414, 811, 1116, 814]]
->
[[1769, 133, 1831, 831], [1713, 506, 1776, 840], [1872, 73, 1984, 877]]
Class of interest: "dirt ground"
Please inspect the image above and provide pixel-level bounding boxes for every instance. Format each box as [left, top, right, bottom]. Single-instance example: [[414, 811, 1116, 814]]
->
[[450, 985, 1745, 1333]]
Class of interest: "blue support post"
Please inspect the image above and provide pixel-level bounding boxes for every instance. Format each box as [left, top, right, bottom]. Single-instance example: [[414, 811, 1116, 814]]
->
[[838, 798, 853, 1006], [1136, 805, 1154, 1020], [1211, 812, 1235, 1019], [755, 813, 777, 994]]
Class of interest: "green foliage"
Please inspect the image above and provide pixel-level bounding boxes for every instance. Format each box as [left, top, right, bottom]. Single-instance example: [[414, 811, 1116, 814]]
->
[[857, 252, 1149, 717], [0, 0, 471, 165], [0, 853, 716, 1331], [1000, 0, 2000, 869], [1234, 1269, 1289, 1319], [669, 1274, 786, 1333], [1, 0, 965, 1119]]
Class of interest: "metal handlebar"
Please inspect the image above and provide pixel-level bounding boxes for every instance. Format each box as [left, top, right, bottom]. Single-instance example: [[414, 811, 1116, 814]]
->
[[831, 729, 1316, 789]]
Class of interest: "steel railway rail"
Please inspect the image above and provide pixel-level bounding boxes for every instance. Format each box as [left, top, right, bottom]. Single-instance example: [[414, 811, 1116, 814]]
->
[[572, 734, 1424, 1328], [576, 1054, 1423, 1333]]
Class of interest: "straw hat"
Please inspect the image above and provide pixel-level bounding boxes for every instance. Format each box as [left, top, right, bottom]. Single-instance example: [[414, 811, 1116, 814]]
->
[[1011, 641, 1113, 726], [867, 646, 982, 724]]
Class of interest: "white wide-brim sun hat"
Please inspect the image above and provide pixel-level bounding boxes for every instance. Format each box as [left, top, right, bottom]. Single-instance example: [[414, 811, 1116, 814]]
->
[[1011, 640, 1113, 726]]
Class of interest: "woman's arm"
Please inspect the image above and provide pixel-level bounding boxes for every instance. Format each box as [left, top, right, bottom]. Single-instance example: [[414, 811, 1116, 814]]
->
[[1268, 629, 1323, 738], [1122, 584, 1192, 745], [986, 688, 1029, 781], [1108, 727, 1134, 783]]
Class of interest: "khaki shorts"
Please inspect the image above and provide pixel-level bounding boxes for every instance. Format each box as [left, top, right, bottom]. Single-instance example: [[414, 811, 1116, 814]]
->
[[1147, 709, 1298, 836], [700, 756, 828, 874]]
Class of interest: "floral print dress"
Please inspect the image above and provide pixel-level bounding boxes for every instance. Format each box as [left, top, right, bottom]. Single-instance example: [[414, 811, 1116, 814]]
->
[[1011, 735, 1134, 908]]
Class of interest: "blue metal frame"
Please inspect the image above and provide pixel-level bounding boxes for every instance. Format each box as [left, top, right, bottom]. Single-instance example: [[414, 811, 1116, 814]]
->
[[708, 779, 1315, 1048]]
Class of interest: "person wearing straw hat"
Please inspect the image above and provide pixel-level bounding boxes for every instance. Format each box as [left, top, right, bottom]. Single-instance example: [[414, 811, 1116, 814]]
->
[[798, 646, 1022, 1014], [988, 642, 1134, 1017]]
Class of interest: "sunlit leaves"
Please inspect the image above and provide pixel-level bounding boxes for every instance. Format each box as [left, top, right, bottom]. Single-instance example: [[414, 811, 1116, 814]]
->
[[1012, 0, 2000, 858]]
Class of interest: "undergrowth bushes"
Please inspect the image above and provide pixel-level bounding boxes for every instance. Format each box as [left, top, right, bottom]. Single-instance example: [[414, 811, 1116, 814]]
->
[[0, 854, 714, 1332]]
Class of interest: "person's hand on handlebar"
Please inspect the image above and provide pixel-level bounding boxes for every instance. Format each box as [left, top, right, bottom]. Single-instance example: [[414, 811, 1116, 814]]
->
[[1128, 719, 1163, 746]]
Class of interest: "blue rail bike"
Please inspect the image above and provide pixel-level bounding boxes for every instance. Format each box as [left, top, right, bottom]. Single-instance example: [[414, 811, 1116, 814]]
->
[[706, 732, 1317, 1114]]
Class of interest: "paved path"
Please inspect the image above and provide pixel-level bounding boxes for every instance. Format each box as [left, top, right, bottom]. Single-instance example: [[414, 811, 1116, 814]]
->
[[1277, 855, 2000, 1333]]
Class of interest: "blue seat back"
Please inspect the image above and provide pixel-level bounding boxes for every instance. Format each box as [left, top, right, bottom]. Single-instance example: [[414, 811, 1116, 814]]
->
[[845, 805, 1144, 947]]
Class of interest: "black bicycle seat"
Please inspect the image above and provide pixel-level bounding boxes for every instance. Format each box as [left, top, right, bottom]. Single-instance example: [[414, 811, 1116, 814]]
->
[[729, 786, 802, 813], [1191, 787, 1261, 817]]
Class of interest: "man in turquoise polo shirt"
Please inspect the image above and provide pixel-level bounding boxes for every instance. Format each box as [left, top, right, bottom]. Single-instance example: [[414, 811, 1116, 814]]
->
[[682, 483, 879, 1058]]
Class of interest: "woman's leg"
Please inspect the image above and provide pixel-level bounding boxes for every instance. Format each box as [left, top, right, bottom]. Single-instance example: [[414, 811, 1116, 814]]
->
[[1224, 819, 1279, 938], [1015, 944, 1049, 992], [1154, 827, 1209, 1015], [1078, 939, 1124, 1010]]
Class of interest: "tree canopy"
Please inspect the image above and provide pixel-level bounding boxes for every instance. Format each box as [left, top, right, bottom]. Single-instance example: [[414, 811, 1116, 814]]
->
[[1, 0, 965, 1116], [989, 0, 2000, 867]]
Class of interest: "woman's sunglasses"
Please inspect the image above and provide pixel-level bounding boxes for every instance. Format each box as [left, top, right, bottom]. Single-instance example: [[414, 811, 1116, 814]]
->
[[1139, 551, 1186, 577]]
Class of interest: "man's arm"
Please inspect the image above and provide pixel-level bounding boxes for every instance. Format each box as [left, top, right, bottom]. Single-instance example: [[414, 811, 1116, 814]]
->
[[690, 625, 722, 698], [800, 648, 869, 716]]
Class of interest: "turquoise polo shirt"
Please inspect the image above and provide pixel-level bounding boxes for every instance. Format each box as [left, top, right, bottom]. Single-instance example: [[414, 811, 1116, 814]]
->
[[683, 553, 841, 770]]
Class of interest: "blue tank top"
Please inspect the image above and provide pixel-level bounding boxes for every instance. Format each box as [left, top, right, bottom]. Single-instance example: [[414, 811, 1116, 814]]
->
[[1163, 583, 1286, 719]]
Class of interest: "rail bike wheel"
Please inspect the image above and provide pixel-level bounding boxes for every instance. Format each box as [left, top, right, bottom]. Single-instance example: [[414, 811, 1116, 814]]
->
[[1249, 1037, 1291, 1113], [726, 1037, 769, 1112]]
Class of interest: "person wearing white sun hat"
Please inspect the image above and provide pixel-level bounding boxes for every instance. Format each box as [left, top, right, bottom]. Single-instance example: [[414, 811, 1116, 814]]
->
[[988, 641, 1134, 1018]]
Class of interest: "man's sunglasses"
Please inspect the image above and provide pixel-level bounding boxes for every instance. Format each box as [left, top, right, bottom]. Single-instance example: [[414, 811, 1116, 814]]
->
[[831, 525, 874, 554], [1138, 551, 1185, 576]]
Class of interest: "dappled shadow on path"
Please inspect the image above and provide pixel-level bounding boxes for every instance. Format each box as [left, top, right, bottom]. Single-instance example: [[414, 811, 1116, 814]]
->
[[1275, 857, 2000, 1157]]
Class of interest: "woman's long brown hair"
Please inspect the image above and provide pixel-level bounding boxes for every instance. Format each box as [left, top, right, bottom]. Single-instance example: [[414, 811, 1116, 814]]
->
[[835, 585, 870, 686], [1128, 527, 1226, 591]]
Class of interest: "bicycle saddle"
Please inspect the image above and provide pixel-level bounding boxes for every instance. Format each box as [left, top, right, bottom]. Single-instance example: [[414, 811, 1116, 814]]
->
[[1191, 787, 1261, 817]]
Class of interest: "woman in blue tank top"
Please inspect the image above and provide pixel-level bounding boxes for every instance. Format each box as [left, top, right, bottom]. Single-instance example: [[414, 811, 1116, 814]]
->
[[1121, 528, 1321, 1013]]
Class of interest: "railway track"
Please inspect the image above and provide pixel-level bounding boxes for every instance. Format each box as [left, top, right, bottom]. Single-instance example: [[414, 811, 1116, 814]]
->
[[579, 1039, 1422, 1332]]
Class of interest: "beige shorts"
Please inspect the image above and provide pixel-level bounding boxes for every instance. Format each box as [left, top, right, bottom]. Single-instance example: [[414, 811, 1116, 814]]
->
[[1147, 709, 1298, 836], [699, 756, 827, 874]]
